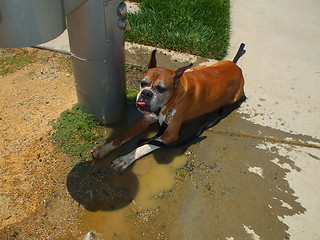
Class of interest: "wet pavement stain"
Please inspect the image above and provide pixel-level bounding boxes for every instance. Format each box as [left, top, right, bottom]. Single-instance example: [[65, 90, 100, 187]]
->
[[145, 111, 318, 240], [65, 107, 319, 240]]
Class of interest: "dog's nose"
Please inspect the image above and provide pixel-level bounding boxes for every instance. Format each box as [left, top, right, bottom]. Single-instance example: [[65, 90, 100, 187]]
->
[[141, 89, 153, 99]]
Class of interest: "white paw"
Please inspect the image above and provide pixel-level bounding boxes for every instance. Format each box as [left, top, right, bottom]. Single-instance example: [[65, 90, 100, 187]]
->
[[91, 145, 107, 159], [111, 156, 134, 171], [91, 143, 114, 159], [91, 145, 109, 159], [110, 144, 160, 171]]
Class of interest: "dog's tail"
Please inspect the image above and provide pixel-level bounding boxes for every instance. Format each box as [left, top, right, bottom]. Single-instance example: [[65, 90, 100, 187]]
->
[[232, 43, 246, 64]]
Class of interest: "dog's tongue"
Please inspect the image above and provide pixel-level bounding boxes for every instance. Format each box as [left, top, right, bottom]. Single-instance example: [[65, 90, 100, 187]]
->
[[137, 101, 147, 107]]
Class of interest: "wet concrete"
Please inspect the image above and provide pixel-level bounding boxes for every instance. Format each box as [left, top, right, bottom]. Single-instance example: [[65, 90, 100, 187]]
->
[[157, 111, 319, 240], [92, 109, 318, 240], [63, 104, 320, 240]]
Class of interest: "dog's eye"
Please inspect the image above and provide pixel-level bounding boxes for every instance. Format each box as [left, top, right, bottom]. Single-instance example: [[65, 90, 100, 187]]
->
[[155, 85, 167, 93], [140, 81, 151, 88]]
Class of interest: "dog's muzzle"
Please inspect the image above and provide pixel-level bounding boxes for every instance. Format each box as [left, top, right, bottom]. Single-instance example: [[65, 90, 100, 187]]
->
[[140, 89, 153, 100], [136, 89, 162, 115], [136, 89, 153, 114]]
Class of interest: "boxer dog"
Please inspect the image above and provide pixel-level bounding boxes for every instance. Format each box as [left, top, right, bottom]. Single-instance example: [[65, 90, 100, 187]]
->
[[92, 44, 246, 171]]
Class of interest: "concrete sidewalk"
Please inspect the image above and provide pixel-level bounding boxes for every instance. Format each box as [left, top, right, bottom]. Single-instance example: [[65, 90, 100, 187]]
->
[[228, 1, 320, 238], [187, 1, 320, 239], [39, 0, 320, 239]]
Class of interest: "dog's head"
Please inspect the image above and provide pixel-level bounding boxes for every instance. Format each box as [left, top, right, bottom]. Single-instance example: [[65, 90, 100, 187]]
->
[[136, 50, 193, 115]]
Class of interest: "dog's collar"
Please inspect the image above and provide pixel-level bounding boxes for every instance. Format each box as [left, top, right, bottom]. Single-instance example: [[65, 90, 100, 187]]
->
[[162, 97, 183, 124], [165, 106, 175, 123]]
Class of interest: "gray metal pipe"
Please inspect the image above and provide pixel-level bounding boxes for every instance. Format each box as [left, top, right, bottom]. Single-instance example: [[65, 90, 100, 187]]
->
[[0, 0, 128, 125], [66, 0, 127, 124], [0, 0, 66, 48]]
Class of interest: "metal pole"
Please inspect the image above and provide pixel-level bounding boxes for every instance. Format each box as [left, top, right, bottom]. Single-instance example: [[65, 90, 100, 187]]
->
[[0, 0, 66, 48], [0, 0, 128, 125], [66, 0, 127, 125]]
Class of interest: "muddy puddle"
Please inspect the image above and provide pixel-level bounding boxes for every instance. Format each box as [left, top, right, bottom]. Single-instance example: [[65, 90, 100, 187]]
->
[[66, 106, 190, 239], [74, 153, 187, 239]]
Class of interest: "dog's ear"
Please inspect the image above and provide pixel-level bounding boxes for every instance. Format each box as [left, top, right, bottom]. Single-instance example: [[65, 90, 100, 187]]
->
[[173, 63, 193, 88], [147, 50, 157, 69]]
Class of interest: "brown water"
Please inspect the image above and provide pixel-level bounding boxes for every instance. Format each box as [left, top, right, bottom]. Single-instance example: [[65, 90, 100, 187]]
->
[[79, 153, 187, 239], [66, 106, 188, 239]]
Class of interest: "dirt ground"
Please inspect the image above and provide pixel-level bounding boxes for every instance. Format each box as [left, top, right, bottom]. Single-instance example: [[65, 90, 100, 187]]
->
[[0, 47, 81, 238], [1, 46, 184, 240], [0, 48, 142, 239]]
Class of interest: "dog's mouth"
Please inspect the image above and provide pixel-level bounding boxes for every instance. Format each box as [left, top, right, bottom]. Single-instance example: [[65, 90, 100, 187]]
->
[[136, 101, 161, 115], [136, 101, 151, 114]]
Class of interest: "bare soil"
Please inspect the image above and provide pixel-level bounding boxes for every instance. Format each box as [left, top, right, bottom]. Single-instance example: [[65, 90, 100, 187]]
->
[[0, 47, 82, 238], [0, 47, 142, 239], [0, 46, 181, 240]]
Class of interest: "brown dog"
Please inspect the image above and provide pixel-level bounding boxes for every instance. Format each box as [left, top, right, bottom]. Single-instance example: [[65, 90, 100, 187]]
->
[[92, 44, 246, 171]]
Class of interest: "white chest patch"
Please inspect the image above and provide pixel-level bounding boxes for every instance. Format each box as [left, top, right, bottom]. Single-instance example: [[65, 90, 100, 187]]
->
[[145, 112, 158, 123]]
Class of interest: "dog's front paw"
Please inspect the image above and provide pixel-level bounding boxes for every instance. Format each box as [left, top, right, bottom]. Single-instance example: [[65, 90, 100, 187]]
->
[[90, 145, 108, 159], [91, 142, 116, 159], [111, 155, 135, 172]]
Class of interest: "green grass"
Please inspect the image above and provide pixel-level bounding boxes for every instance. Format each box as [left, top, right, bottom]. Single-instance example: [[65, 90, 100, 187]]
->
[[50, 105, 104, 163], [50, 89, 139, 164], [126, 88, 139, 105], [132, 210, 141, 216], [125, 0, 231, 59], [176, 169, 188, 179], [0, 49, 34, 76]]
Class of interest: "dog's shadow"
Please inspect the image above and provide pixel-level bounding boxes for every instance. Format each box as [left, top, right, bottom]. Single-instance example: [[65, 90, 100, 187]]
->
[[66, 100, 244, 211], [153, 98, 246, 164]]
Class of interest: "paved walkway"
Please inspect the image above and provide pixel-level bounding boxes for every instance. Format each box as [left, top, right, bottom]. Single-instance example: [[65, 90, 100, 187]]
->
[[39, 0, 320, 239], [227, 0, 320, 239]]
